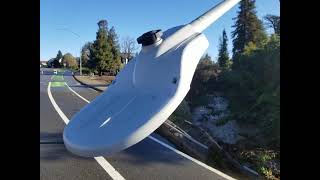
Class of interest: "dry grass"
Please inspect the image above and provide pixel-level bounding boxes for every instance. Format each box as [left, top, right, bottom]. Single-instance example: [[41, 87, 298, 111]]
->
[[76, 75, 115, 85], [89, 76, 115, 84]]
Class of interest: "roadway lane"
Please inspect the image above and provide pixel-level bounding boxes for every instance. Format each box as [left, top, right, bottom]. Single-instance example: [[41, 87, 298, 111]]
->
[[40, 68, 236, 180], [40, 69, 113, 180]]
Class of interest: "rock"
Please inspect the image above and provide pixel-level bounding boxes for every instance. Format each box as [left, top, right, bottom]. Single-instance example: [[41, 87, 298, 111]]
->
[[191, 96, 241, 145]]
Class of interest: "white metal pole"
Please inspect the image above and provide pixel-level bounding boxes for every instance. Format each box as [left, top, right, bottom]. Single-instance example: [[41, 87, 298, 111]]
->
[[189, 0, 240, 33], [156, 0, 240, 57]]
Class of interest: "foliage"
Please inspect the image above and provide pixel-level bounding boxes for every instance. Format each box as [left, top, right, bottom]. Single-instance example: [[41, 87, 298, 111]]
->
[[220, 35, 280, 147], [231, 0, 267, 60], [56, 50, 63, 61], [215, 116, 231, 126], [187, 54, 220, 102], [206, 146, 224, 167], [239, 149, 279, 179], [90, 20, 122, 76], [51, 50, 63, 68], [91, 20, 113, 75], [264, 14, 280, 35], [107, 26, 122, 75], [81, 42, 93, 66], [62, 53, 78, 69], [217, 29, 231, 71], [189, 95, 211, 109], [80, 67, 93, 75]]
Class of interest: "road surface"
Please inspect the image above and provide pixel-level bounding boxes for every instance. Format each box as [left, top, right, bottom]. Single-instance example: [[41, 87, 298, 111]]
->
[[40, 68, 236, 180]]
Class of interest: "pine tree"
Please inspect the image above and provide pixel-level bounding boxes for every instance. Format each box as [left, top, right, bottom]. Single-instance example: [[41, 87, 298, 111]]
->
[[56, 50, 63, 60], [53, 50, 63, 68], [203, 53, 212, 61], [91, 20, 113, 75], [107, 26, 122, 75], [231, 0, 267, 60], [217, 29, 231, 70]]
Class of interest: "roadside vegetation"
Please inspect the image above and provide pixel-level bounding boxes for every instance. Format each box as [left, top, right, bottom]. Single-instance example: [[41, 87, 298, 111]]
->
[[46, 20, 138, 76], [170, 0, 280, 179], [44, 0, 280, 178]]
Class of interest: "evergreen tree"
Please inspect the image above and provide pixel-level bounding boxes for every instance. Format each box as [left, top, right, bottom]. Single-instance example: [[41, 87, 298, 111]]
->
[[81, 42, 93, 67], [107, 26, 122, 75], [53, 50, 63, 68], [231, 0, 267, 60], [203, 53, 212, 61], [91, 20, 113, 75], [217, 29, 231, 70], [56, 50, 63, 60]]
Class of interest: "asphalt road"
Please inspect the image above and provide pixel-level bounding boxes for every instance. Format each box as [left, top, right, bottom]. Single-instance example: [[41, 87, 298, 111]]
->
[[40, 68, 236, 180]]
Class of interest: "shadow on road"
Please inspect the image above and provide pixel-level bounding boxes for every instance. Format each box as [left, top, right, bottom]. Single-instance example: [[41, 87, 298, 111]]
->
[[68, 84, 108, 88], [40, 132, 90, 161], [108, 137, 187, 166], [40, 132, 186, 165], [40, 132, 63, 142]]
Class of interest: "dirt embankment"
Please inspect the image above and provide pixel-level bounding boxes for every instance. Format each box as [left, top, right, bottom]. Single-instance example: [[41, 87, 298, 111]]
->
[[76, 75, 115, 85]]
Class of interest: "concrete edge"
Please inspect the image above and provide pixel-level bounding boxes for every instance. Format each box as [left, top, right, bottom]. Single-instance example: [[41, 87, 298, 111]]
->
[[72, 75, 104, 92]]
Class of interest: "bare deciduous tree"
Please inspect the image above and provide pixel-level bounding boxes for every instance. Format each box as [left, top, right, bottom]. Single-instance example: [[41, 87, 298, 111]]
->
[[264, 14, 280, 35], [121, 36, 138, 62]]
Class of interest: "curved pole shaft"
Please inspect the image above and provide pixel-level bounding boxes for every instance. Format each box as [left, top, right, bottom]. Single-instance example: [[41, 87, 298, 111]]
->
[[189, 0, 241, 33], [156, 0, 240, 57]]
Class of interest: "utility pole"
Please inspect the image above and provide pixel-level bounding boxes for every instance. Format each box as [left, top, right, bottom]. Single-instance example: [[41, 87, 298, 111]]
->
[[79, 46, 82, 75]]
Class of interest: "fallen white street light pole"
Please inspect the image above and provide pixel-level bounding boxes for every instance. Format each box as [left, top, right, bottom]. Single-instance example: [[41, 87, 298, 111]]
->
[[63, 0, 241, 157]]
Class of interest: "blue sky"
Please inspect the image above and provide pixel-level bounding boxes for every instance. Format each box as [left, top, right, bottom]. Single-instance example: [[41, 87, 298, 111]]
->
[[40, 0, 279, 61]]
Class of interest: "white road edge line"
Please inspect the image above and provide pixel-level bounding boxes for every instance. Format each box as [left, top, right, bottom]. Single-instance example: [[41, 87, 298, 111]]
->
[[65, 81, 237, 180], [148, 136, 236, 180], [65, 82, 90, 103], [47, 82, 126, 180], [47, 82, 69, 124]]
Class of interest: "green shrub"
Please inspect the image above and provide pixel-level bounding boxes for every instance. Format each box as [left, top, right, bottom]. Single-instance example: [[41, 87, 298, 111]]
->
[[190, 95, 211, 108], [81, 67, 92, 75], [187, 56, 220, 101], [215, 116, 231, 126], [219, 35, 280, 147], [206, 146, 225, 168]]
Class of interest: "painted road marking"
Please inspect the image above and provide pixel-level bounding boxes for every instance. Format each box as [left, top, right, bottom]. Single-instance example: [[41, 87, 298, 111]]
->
[[148, 136, 236, 180], [47, 82, 126, 180], [65, 82, 90, 103], [51, 82, 66, 87], [47, 82, 69, 124], [51, 75, 64, 81], [65, 81, 236, 180]]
